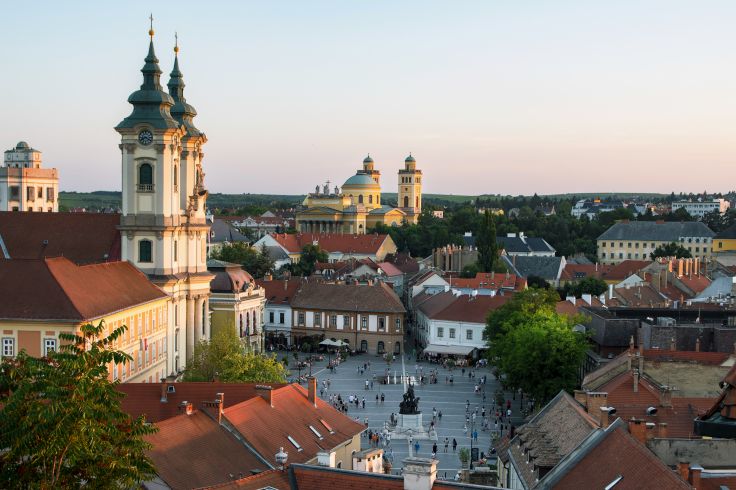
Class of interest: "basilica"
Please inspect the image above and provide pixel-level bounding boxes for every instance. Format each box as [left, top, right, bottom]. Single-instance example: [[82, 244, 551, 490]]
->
[[295, 154, 423, 234]]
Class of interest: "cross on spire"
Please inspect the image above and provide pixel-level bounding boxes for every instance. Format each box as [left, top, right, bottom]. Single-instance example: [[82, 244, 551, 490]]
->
[[149, 13, 154, 38], [174, 31, 179, 55]]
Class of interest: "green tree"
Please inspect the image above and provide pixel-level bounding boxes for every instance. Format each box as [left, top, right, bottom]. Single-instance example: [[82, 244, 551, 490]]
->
[[650, 242, 692, 259], [476, 210, 498, 272], [488, 310, 588, 403], [526, 275, 551, 289], [0, 321, 157, 489], [184, 329, 288, 383], [294, 244, 329, 276], [559, 277, 608, 298], [485, 287, 561, 341], [460, 263, 480, 278], [211, 242, 275, 278]]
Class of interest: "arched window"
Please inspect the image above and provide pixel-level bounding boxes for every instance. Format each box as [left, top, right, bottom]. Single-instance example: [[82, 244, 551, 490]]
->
[[394, 341, 401, 354], [377, 341, 385, 354], [252, 311, 257, 331], [360, 339, 368, 352], [138, 163, 153, 191], [368, 195, 373, 204], [173, 164, 178, 190], [358, 195, 364, 204], [403, 196, 409, 208], [138, 240, 152, 263]]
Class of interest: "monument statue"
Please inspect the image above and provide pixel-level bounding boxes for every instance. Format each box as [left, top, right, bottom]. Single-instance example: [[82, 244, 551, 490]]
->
[[399, 385, 421, 415]]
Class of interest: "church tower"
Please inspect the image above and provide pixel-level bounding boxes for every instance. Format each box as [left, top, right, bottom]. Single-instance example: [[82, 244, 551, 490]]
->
[[362, 154, 380, 185], [115, 23, 211, 376], [397, 154, 422, 224]]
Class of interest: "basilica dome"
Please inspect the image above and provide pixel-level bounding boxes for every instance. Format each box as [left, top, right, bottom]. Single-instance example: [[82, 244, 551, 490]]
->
[[343, 173, 379, 187]]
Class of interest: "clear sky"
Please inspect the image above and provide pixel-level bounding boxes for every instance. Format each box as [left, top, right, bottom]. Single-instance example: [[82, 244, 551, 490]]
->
[[1, 1, 734, 195]]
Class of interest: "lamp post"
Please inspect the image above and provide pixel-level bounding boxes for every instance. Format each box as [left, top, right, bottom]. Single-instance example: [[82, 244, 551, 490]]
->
[[469, 415, 475, 470]]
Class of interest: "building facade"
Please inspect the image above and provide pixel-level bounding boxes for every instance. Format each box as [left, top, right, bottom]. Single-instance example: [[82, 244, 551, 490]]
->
[[295, 155, 422, 234], [0, 141, 58, 212], [290, 282, 405, 355], [597, 221, 715, 264], [257, 277, 301, 349], [672, 199, 730, 218], [208, 260, 266, 352], [115, 28, 212, 373]]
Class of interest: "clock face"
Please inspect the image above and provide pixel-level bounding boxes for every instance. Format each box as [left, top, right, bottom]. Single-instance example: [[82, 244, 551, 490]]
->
[[138, 130, 153, 146]]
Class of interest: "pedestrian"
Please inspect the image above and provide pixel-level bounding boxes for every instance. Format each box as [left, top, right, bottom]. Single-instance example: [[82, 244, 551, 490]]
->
[[473, 430, 478, 442], [452, 438, 457, 452], [507, 408, 512, 418], [432, 443, 437, 456], [444, 437, 449, 452], [380, 393, 385, 404], [376, 394, 379, 404], [362, 397, 366, 409], [414, 441, 420, 454], [463, 424, 468, 435], [438, 411, 443, 421], [370, 380, 374, 390]]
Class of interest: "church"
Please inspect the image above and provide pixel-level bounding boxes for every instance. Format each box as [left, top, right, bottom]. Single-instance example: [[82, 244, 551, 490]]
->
[[295, 154, 423, 234]]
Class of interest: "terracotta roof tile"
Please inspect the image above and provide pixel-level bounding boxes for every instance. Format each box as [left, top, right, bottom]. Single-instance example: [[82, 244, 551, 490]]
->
[[255, 279, 302, 306], [146, 411, 267, 489], [270, 233, 392, 255], [601, 260, 652, 281], [416, 291, 512, 324], [290, 282, 405, 314], [0, 211, 120, 263], [448, 272, 520, 290], [0, 257, 167, 321], [551, 426, 690, 489], [117, 382, 287, 423], [560, 263, 615, 281], [223, 384, 365, 466]]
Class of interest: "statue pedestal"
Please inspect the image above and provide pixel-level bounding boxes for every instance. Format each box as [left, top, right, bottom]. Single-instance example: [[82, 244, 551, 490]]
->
[[399, 413, 423, 430]]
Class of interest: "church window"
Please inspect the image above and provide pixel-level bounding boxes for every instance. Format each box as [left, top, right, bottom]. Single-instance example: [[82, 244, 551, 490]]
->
[[403, 196, 409, 208], [138, 163, 154, 191], [173, 164, 178, 191], [358, 195, 364, 204], [139, 240, 153, 263], [9, 186, 19, 200], [408, 177, 411, 183], [173, 240, 178, 262], [368, 195, 373, 204]]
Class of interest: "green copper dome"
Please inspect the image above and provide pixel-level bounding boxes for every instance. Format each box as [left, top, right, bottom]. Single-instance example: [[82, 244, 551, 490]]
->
[[116, 38, 179, 131], [363, 154, 374, 164], [167, 53, 201, 137], [343, 173, 379, 187], [405, 154, 416, 163]]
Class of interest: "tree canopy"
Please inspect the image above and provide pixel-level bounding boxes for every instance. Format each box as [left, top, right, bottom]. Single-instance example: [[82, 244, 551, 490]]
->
[[485, 289, 588, 404], [0, 321, 157, 489], [288, 244, 329, 276], [559, 276, 608, 298], [184, 329, 288, 383], [476, 210, 498, 272], [650, 242, 692, 259], [211, 242, 275, 278]]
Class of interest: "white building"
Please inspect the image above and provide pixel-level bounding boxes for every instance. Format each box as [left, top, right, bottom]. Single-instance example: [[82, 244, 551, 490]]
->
[[672, 199, 730, 218], [0, 141, 59, 212], [413, 290, 510, 358], [256, 277, 300, 348]]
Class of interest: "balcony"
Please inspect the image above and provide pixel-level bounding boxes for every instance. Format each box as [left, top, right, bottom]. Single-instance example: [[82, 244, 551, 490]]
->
[[137, 184, 155, 192]]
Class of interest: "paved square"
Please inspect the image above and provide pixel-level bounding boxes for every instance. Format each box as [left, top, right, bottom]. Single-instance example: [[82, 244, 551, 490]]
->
[[279, 349, 529, 477]]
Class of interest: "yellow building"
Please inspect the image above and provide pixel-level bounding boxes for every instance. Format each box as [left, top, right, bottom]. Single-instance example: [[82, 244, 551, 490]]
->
[[714, 224, 736, 253], [0, 257, 170, 383], [296, 155, 422, 234]]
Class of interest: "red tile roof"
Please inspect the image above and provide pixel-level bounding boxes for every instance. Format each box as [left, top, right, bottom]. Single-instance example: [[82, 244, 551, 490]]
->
[[146, 410, 267, 489], [613, 283, 668, 307], [415, 290, 513, 323], [376, 261, 403, 277], [560, 263, 614, 281], [700, 476, 736, 490], [200, 468, 290, 489], [598, 371, 714, 438], [551, 426, 690, 489], [601, 260, 652, 281], [255, 278, 303, 306], [270, 233, 392, 255], [223, 384, 365, 465], [0, 211, 120, 264], [290, 282, 405, 314], [677, 273, 711, 294], [643, 349, 732, 365], [117, 382, 287, 423], [448, 272, 522, 291], [0, 257, 167, 321]]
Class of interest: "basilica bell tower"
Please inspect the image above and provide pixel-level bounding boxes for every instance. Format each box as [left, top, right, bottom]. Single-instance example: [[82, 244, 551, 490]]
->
[[115, 22, 212, 375], [397, 154, 422, 224]]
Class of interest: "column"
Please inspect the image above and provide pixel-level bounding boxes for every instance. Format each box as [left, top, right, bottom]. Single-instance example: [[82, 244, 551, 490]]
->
[[204, 298, 211, 340], [194, 296, 204, 344], [186, 297, 195, 360]]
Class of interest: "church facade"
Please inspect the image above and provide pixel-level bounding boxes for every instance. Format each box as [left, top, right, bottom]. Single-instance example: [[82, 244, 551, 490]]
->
[[115, 26, 212, 375], [295, 155, 423, 234]]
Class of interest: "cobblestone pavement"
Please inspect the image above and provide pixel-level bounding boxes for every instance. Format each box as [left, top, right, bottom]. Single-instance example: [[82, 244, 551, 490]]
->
[[277, 349, 529, 477]]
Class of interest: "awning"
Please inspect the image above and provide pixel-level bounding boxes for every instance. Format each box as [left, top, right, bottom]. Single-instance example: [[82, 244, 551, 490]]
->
[[423, 344, 476, 356]]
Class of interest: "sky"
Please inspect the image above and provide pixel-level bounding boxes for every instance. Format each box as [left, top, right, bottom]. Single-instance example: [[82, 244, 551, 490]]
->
[[1, 1, 735, 196]]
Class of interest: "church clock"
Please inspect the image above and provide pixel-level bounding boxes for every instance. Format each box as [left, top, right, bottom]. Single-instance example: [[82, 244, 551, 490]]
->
[[138, 130, 153, 145]]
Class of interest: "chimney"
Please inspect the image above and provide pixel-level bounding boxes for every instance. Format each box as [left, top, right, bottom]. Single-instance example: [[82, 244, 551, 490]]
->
[[402, 457, 437, 490], [628, 419, 646, 444], [608, 284, 614, 300], [307, 376, 318, 407], [256, 385, 273, 407], [646, 422, 656, 441], [585, 392, 608, 421], [660, 386, 673, 408], [689, 464, 702, 489], [657, 422, 668, 439], [677, 462, 690, 482], [317, 451, 336, 467], [160, 382, 168, 403], [633, 369, 639, 393], [695, 338, 701, 352], [599, 407, 614, 429], [216, 392, 224, 425], [573, 390, 587, 407], [179, 401, 194, 415]]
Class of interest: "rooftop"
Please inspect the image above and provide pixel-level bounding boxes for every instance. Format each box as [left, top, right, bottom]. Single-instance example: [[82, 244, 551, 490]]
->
[[290, 282, 405, 314], [598, 220, 715, 241]]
